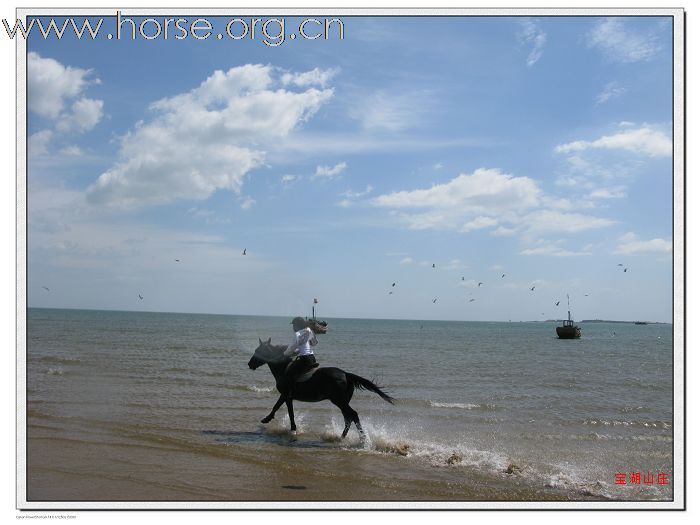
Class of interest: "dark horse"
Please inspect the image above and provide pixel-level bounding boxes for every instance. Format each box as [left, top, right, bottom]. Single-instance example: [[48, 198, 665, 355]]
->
[[247, 338, 394, 439]]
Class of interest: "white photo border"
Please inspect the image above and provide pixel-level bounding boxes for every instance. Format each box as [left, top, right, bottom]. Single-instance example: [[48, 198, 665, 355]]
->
[[15, 6, 685, 511]]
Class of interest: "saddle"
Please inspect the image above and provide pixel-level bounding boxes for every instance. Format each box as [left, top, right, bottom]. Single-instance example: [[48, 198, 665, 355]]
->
[[285, 361, 320, 383], [294, 365, 319, 383]]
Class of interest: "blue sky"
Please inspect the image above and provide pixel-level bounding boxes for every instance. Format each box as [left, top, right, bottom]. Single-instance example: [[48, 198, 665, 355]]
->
[[26, 15, 675, 322]]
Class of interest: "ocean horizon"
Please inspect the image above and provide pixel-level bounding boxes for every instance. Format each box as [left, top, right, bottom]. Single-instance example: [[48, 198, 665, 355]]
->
[[23, 306, 673, 325]]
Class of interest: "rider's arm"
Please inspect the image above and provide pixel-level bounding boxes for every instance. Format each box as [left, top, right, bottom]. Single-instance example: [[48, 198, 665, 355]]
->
[[283, 334, 300, 357], [309, 329, 318, 346]]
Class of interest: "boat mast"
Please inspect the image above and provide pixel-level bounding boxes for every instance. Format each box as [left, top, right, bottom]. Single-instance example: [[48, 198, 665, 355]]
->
[[567, 294, 571, 322]]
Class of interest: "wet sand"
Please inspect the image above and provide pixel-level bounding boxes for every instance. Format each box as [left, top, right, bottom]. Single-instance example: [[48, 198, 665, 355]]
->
[[27, 422, 588, 504]]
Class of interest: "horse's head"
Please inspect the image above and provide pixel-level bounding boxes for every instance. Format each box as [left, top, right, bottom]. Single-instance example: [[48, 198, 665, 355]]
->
[[248, 337, 279, 369]]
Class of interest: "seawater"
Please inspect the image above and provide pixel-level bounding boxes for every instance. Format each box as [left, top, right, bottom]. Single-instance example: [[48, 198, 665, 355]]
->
[[25, 308, 673, 502]]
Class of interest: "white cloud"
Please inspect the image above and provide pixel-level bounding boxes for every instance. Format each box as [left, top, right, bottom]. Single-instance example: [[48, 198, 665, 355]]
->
[[555, 127, 671, 158], [281, 175, 298, 184], [57, 97, 104, 132], [461, 216, 499, 233], [587, 18, 661, 63], [370, 168, 617, 248], [187, 207, 231, 224], [27, 53, 104, 156], [614, 232, 671, 255], [400, 257, 413, 265], [595, 82, 627, 105], [28, 52, 96, 118], [349, 89, 433, 132], [518, 18, 547, 66], [340, 185, 372, 199], [312, 161, 347, 180], [281, 67, 338, 88], [374, 168, 539, 211], [491, 226, 517, 237], [433, 162, 443, 170], [240, 197, 256, 210], [87, 64, 334, 209], [373, 168, 541, 231], [588, 187, 626, 199], [59, 145, 83, 156], [28, 130, 53, 156], [520, 241, 592, 257], [337, 184, 372, 207], [522, 210, 616, 235]]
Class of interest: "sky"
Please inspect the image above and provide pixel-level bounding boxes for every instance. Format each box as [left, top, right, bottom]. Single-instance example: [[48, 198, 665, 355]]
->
[[25, 14, 675, 322]]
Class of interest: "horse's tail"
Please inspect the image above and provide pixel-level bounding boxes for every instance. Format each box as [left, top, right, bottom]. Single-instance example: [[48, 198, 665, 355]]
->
[[345, 373, 395, 404]]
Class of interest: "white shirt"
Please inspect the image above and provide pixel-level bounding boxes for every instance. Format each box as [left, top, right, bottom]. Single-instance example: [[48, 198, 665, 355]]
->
[[284, 327, 318, 357]]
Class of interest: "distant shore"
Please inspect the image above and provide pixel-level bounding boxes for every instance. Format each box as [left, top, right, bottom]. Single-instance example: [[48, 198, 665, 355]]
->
[[26, 307, 672, 325]]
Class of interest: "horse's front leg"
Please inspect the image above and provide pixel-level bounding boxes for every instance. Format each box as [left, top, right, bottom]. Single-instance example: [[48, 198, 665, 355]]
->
[[261, 394, 285, 424], [285, 397, 297, 433]]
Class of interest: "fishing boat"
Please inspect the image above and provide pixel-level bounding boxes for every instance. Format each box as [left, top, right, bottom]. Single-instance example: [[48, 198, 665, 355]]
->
[[307, 298, 328, 334], [556, 295, 581, 339], [634, 321, 648, 325]]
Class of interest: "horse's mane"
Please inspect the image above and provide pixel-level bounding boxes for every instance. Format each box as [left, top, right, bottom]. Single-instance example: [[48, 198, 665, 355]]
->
[[256, 340, 289, 363]]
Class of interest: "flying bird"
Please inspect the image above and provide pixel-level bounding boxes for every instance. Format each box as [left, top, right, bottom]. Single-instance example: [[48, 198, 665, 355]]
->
[[42, 286, 50, 291], [555, 301, 560, 306], [501, 273, 506, 278], [175, 259, 180, 262], [617, 263, 624, 267], [242, 249, 247, 255], [624, 268, 628, 273], [392, 282, 396, 287], [530, 286, 536, 291], [138, 294, 143, 300], [432, 263, 436, 268], [469, 298, 476, 302], [478, 282, 483, 287], [432, 298, 437, 303], [462, 276, 465, 281], [389, 291, 393, 295]]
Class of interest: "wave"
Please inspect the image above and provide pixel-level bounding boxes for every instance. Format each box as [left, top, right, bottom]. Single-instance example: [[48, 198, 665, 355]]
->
[[36, 356, 81, 365], [429, 401, 498, 410], [247, 385, 273, 393], [301, 417, 670, 501], [583, 418, 671, 429]]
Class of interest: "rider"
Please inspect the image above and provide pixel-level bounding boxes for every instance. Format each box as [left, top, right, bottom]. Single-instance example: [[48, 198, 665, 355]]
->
[[283, 316, 318, 388]]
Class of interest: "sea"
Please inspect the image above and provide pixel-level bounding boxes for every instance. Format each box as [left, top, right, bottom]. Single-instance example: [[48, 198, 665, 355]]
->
[[24, 308, 674, 505]]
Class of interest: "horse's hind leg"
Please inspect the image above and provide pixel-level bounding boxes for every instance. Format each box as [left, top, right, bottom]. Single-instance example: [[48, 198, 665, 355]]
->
[[347, 405, 366, 440], [340, 411, 352, 438], [330, 400, 352, 438], [285, 397, 297, 433], [333, 401, 364, 440]]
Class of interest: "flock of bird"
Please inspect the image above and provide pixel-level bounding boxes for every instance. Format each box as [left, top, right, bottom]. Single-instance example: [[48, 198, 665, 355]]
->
[[39, 247, 629, 307], [382, 261, 631, 310]]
